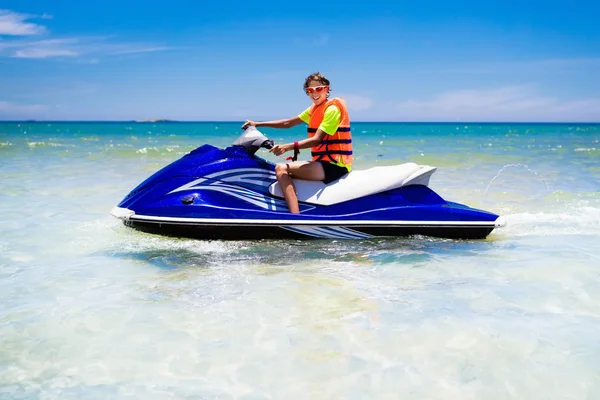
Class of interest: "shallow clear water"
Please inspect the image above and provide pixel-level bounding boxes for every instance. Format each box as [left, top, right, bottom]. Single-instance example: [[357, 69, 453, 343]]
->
[[1, 122, 599, 398]]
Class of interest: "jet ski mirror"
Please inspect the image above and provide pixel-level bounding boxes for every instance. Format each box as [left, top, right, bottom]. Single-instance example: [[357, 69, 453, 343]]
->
[[233, 126, 274, 155]]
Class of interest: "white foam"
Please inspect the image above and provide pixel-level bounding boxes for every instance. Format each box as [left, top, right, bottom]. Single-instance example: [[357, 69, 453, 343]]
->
[[71, 217, 236, 256], [27, 141, 72, 148], [496, 206, 600, 237]]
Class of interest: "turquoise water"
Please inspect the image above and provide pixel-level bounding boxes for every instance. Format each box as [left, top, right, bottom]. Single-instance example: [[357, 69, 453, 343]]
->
[[1, 121, 599, 398]]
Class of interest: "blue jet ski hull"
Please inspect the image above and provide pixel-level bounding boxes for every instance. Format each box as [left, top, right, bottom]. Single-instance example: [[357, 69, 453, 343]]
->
[[111, 141, 505, 240]]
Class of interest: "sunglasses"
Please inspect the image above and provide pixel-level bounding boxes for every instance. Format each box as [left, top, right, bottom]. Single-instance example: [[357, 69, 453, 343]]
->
[[305, 86, 329, 94]]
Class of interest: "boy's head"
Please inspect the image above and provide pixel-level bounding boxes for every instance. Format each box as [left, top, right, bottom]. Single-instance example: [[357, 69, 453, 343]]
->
[[303, 72, 330, 93]]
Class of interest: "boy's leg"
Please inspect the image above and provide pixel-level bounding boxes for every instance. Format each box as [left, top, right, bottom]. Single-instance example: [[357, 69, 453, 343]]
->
[[275, 161, 325, 213]]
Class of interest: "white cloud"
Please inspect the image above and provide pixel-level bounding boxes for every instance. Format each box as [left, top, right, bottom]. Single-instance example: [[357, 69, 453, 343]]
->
[[339, 94, 374, 111], [13, 47, 77, 58], [0, 35, 175, 59], [0, 38, 78, 58], [108, 46, 174, 56], [0, 10, 175, 60], [531, 58, 600, 69], [0, 9, 46, 36], [394, 86, 600, 122], [0, 101, 48, 113], [418, 58, 600, 75]]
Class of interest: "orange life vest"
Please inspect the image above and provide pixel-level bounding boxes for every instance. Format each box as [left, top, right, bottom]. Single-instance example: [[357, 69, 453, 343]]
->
[[308, 97, 353, 167]]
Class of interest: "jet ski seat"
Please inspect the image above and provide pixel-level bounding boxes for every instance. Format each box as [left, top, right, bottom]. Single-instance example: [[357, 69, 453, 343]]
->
[[269, 162, 437, 206]]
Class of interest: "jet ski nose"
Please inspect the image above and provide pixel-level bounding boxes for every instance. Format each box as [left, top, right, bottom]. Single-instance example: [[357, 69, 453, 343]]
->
[[111, 207, 135, 220], [494, 216, 507, 228]]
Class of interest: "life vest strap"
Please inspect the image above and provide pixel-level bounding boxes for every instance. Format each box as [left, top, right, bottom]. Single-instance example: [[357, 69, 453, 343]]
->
[[322, 139, 352, 144], [307, 127, 351, 133], [311, 150, 353, 156]]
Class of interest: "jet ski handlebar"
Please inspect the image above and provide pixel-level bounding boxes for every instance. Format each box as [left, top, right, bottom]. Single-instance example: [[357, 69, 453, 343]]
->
[[261, 139, 274, 150], [233, 126, 274, 155]]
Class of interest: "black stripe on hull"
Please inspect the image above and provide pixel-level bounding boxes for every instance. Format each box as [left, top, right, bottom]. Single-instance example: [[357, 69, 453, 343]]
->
[[123, 220, 495, 240]]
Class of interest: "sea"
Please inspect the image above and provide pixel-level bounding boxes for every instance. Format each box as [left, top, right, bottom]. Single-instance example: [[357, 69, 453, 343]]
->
[[1, 121, 599, 399]]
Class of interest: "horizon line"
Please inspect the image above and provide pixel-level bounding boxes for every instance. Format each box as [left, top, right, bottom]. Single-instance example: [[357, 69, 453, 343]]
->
[[1, 120, 600, 124]]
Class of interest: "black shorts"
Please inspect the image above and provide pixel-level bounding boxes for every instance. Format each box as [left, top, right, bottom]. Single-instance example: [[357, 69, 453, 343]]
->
[[319, 161, 349, 184]]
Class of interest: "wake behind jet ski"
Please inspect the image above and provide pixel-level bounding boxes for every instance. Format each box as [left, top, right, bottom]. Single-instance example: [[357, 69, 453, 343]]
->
[[111, 127, 506, 240]]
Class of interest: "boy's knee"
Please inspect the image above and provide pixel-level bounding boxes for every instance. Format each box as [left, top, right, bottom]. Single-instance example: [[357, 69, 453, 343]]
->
[[275, 163, 290, 178]]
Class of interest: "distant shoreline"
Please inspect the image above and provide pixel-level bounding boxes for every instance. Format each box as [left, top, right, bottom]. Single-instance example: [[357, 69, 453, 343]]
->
[[1, 120, 599, 124]]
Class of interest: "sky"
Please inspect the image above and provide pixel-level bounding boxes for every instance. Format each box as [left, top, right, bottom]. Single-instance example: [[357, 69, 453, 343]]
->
[[1, 0, 599, 122]]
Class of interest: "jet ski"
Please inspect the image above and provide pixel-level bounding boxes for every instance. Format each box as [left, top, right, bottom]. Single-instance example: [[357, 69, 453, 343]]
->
[[111, 127, 506, 240]]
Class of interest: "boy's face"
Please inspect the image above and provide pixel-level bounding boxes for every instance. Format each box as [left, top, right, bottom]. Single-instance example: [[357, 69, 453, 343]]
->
[[305, 80, 329, 106]]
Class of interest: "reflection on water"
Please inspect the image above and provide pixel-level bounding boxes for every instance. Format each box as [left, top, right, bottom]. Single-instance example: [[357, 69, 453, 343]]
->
[[103, 233, 499, 271]]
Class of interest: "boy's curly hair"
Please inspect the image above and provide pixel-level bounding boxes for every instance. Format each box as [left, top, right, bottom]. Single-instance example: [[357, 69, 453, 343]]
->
[[303, 72, 331, 94]]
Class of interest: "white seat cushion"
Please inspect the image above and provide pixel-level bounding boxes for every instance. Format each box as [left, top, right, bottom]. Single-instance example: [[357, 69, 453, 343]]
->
[[269, 163, 437, 206]]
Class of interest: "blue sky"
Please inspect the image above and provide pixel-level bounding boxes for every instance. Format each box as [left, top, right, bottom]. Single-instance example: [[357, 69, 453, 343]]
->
[[1, 0, 599, 121]]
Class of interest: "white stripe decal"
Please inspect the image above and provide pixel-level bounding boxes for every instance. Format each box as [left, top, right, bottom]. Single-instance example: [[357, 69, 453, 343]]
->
[[311, 226, 370, 239], [130, 215, 499, 227], [281, 226, 329, 238], [205, 168, 276, 180], [168, 168, 276, 195], [281, 226, 373, 239], [281, 226, 345, 239]]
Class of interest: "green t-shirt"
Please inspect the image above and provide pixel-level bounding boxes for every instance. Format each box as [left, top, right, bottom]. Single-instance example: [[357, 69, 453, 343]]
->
[[298, 104, 350, 170], [298, 105, 341, 135]]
